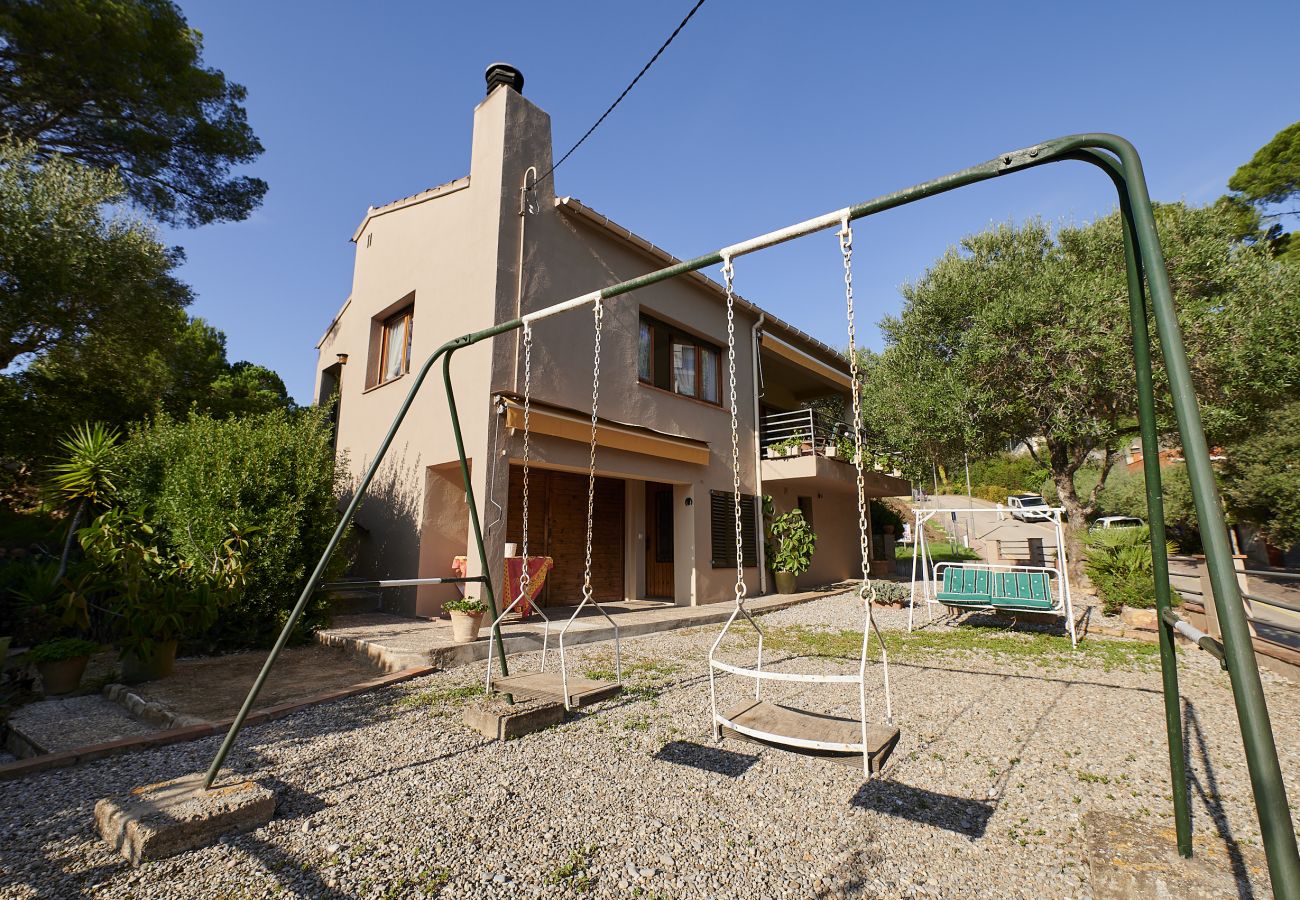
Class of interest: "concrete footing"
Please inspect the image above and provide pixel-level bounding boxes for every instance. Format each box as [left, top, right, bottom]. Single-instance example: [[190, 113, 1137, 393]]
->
[[1083, 811, 1268, 898], [95, 773, 275, 866], [463, 696, 565, 740]]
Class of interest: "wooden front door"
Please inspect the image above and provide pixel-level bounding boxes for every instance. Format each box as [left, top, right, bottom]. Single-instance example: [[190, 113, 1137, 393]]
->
[[506, 465, 625, 606], [644, 482, 675, 599]]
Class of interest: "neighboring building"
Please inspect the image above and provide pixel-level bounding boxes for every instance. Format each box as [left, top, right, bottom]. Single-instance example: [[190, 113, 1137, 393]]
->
[[315, 65, 910, 617], [1122, 440, 1226, 471]]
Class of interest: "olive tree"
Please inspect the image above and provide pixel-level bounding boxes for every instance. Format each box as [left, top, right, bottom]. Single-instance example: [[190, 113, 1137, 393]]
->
[[861, 200, 1300, 569]]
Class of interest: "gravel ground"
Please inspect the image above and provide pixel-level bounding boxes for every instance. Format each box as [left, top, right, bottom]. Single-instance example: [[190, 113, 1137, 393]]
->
[[1, 591, 1297, 899]]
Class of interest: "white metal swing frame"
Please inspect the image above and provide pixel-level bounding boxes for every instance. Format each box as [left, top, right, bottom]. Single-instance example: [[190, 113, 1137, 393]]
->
[[707, 221, 896, 777], [906, 505, 1077, 647], [485, 308, 623, 710]]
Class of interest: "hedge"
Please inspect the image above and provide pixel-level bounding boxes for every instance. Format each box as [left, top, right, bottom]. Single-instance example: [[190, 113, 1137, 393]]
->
[[113, 407, 346, 650]]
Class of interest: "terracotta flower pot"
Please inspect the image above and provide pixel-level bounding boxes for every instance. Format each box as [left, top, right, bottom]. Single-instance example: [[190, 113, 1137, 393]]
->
[[774, 571, 799, 595], [450, 610, 485, 643], [120, 640, 178, 684], [37, 655, 89, 695]]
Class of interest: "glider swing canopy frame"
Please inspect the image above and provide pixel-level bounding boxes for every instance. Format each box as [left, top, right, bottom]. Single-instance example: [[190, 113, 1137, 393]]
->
[[906, 505, 1077, 646], [203, 133, 1299, 897]]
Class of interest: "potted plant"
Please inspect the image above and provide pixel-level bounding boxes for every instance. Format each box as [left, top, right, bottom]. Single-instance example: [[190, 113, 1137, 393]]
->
[[444, 598, 488, 642], [768, 508, 816, 594], [28, 637, 99, 695], [79, 507, 251, 683], [770, 437, 803, 459], [831, 433, 860, 464]]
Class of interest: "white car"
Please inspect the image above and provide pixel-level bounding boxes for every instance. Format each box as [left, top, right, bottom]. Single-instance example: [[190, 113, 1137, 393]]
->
[[1006, 494, 1053, 522], [1090, 515, 1145, 531]]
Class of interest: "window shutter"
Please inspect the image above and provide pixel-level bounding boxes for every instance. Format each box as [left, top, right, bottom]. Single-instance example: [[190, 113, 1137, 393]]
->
[[710, 491, 759, 569]]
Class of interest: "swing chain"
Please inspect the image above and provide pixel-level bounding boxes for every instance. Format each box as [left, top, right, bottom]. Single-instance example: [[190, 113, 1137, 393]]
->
[[519, 323, 533, 604], [840, 219, 876, 607], [723, 256, 745, 605], [581, 299, 604, 603]]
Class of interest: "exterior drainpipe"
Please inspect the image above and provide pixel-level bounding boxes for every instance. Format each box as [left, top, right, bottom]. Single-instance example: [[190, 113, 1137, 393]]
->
[[751, 313, 766, 594]]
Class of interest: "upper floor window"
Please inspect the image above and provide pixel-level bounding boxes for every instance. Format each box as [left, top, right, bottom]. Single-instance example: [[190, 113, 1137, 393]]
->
[[378, 307, 413, 384], [639, 314, 721, 405]]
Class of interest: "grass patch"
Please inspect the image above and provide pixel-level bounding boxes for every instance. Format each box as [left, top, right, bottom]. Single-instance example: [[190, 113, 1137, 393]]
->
[[735, 623, 1159, 672], [396, 684, 481, 709], [895, 543, 980, 563], [584, 658, 683, 700], [547, 845, 596, 892]]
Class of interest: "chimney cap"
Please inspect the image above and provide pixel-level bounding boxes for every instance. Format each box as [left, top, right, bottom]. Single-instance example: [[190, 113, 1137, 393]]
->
[[485, 63, 524, 96]]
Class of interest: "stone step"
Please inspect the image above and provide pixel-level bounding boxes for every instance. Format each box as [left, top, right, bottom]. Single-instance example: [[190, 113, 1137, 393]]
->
[[4, 695, 160, 759]]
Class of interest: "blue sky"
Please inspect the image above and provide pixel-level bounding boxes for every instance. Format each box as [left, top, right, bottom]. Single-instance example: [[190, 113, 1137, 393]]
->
[[168, 1, 1293, 403]]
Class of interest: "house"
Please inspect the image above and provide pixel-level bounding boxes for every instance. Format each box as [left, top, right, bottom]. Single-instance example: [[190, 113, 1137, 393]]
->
[[315, 65, 910, 617]]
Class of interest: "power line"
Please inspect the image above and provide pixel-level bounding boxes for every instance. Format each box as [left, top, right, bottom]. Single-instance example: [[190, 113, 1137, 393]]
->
[[533, 0, 708, 190]]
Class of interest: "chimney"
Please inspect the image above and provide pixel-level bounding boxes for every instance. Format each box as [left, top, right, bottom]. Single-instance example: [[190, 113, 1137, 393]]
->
[[484, 63, 524, 96]]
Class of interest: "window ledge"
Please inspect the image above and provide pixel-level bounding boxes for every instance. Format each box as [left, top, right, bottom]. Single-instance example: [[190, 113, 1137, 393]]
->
[[362, 372, 407, 395], [638, 380, 728, 413]]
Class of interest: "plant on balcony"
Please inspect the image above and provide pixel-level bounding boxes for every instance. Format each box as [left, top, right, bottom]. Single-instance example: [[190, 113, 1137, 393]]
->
[[769, 436, 805, 458], [832, 433, 862, 465], [768, 508, 816, 594]]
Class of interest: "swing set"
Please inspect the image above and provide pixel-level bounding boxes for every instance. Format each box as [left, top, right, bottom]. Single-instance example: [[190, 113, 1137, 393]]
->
[[907, 505, 1077, 646], [201, 134, 1298, 896]]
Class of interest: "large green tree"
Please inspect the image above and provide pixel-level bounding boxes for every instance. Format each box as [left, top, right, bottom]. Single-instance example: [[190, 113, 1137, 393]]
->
[[0, 0, 266, 226], [1229, 122, 1300, 265], [0, 139, 192, 371], [1219, 401, 1300, 549], [863, 201, 1300, 567], [4, 313, 293, 468], [1230, 122, 1300, 207]]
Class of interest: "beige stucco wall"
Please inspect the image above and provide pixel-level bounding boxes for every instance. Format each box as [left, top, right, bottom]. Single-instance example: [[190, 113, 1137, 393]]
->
[[317, 87, 521, 615], [316, 80, 906, 614]]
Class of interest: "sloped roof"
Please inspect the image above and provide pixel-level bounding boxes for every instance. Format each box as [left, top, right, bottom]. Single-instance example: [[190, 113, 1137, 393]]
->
[[554, 196, 850, 378], [350, 176, 471, 243]]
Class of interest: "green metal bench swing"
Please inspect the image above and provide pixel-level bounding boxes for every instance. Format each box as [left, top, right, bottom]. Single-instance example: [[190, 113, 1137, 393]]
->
[[908, 505, 1076, 646]]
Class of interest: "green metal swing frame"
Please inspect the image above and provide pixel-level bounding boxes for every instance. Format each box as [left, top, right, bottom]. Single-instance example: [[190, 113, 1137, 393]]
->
[[201, 133, 1299, 897]]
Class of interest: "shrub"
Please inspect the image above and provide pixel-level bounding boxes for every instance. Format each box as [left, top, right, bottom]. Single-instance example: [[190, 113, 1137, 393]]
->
[[965, 454, 1048, 496], [28, 636, 99, 663], [1085, 526, 1181, 616], [973, 483, 1011, 504], [113, 407, 345, 650], [769, 508, 816, 576], [870, 501, 903, 534], [1095, 463, 1200, 550], [78, 505, 251, 656], [866, 580, 912, 605]]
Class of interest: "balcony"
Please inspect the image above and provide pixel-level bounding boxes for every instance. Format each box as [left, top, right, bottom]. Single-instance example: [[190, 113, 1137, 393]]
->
[[760, 408, 910, 497], [761, 408, 851, 460]]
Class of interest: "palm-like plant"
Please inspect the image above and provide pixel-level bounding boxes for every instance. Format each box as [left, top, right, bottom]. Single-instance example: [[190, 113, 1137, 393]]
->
[[1084, 525, 1179, 616], [47, 423, 120, 581]]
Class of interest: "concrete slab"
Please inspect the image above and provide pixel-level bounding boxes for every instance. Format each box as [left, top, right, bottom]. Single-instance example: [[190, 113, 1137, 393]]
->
[[5, 695, 159, 759], [95, 773, 276, 866], [318, 588, 844, 672], [1083, 811, 1270, 899], [463, 696, 565, 740]]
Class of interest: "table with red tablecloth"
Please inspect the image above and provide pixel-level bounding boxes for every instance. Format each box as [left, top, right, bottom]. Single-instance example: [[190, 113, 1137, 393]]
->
[[503, 555, 554, 618]]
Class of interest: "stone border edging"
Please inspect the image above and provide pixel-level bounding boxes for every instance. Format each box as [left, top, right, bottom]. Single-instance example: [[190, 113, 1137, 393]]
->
[[0, 664, 435, 782]]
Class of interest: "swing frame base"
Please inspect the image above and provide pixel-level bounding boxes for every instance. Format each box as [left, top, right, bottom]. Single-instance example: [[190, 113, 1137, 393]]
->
[[463, 695, 565, 741], [95, 773, 275, 866], [491, 672, 621, 709]]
